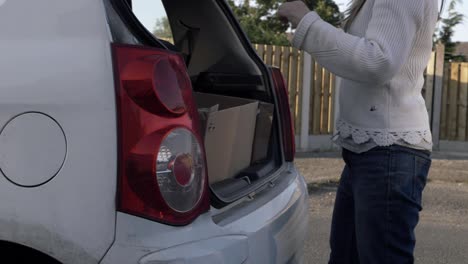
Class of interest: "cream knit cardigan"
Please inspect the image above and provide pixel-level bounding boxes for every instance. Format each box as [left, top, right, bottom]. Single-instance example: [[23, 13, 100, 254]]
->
[[292, 0, 439, 146]]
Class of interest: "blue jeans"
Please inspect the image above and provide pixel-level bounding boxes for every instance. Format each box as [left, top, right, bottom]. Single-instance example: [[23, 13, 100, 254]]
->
[[329, 146, 432, 264]]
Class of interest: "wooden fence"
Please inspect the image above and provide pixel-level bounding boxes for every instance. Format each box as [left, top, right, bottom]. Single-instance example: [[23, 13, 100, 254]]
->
[[254, 44, 336, 136], [255, 43, 468, 148], [440, 62, 468, 141]]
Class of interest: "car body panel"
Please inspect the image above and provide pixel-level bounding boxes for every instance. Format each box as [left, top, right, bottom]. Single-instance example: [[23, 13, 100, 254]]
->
[[101, 167, 309, 264], [0, 0, 117, 263], [0, 1, 309, 263]]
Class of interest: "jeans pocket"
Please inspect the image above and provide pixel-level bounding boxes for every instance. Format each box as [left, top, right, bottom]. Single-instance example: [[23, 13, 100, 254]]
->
[[413, 155, 431, 205]]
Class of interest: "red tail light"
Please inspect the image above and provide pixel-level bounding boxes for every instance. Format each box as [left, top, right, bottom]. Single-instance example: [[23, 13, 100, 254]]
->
[[271, 67, 295, 161], [112, 44, 209, 226]]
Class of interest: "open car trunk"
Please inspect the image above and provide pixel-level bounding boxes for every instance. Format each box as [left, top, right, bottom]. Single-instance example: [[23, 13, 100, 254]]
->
[[106, 0, 285, 207], [162, 0, 284, 206], [192, 74, 281, 206]]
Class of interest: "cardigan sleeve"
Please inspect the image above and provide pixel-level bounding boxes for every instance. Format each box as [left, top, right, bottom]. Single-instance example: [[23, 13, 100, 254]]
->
[[292, 0, 425, 85]]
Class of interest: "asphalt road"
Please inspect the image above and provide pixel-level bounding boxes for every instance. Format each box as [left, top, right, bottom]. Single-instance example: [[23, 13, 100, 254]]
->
[[303, 181, 468, 264]]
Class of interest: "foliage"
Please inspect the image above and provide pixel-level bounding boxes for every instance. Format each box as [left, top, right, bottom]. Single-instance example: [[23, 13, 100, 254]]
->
[[228, 0, 342, 45], [436, 0, 465, 61], [152, 17, 173, 40]]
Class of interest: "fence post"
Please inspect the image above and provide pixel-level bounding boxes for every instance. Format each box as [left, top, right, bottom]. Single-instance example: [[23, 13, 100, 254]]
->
[[322, 70, 331, 133], [424, 51, 436, 120], [457, 64, 468, 141], [289, 48, 299, 132], [332, 76, 341, 135], [300, 52, 312, 151], [329, 74, 336, 133], [431, 43, 445, 150]]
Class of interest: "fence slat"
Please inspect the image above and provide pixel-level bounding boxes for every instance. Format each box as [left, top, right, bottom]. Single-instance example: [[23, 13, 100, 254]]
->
[[424, 52, 436, 119], [300, 53, 312, 150], [309, 60, 316, 135], [281, 46, 290, 90], [289, 48, 299, 130], [440, 63, 450, 140], [329, 74, 336, 133], [257, 44, 265, 62], [465, 64, 468, 141], [458, 64, 468, 141], [322, 70, 331, 134], [313, 63, 323, 134], [273, 46, 281, 68], [296, 51, 304, 135], [449, 63, 460, 140], [265, 45, 273, 66], [448, 63, 460, 140]]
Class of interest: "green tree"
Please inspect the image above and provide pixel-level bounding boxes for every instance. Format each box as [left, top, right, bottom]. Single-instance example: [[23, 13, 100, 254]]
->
[[308, 0, 342, 26], [229, 0, 289, 45], [228, 0, 342, 46], [152, 17, 173, 40], [437, 0, 465, 61]]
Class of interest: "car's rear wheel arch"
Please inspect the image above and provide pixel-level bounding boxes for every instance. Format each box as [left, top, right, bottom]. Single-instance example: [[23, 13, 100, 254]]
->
[[0, 240, 62, 263]]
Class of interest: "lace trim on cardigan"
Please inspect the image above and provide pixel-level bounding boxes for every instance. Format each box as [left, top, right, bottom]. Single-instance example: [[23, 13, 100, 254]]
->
[[336, 119, 432, 146]]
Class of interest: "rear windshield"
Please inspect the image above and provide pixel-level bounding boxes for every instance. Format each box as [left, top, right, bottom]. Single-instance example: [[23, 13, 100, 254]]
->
[[131, 0, 174, 45]]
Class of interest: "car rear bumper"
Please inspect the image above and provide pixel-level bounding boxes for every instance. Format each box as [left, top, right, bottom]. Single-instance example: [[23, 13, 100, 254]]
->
[[101, 165, 309, 264]]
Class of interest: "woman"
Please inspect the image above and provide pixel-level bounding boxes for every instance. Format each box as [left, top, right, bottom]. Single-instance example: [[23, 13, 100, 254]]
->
[[278, 0, 439, 263]]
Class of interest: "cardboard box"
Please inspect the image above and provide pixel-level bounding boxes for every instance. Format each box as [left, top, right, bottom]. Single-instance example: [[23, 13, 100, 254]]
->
[[251, 102, 274, 163], [195, 93, 258, 184]]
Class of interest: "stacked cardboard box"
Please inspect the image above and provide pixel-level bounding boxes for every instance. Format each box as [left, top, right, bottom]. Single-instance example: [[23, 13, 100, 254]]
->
[[195, 93, 273, 184]]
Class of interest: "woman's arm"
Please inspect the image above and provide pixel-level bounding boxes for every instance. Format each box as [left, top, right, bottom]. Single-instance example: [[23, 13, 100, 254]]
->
[[288, 0, 426, 85]]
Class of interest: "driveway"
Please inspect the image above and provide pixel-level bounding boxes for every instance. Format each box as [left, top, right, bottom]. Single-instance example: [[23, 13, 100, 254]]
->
[[296, 154, 468, 263]]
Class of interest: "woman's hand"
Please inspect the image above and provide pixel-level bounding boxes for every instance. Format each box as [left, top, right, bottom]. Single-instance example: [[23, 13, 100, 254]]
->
[[277, 1, 311, 28]]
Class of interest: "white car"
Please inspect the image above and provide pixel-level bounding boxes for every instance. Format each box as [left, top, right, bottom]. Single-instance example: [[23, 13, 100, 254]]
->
[[0, 0, 309, 263]]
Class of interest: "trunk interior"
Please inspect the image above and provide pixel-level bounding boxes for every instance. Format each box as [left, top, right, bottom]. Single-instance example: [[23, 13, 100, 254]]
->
[[192, 73, 282, 206], [106, 0, 283, 206]]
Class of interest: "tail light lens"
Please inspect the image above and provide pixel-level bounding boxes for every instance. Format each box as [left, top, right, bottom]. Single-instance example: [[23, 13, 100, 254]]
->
[[271, 67, 295, 161], [156, 128, 205, 213], [112, 44, 209, 226]]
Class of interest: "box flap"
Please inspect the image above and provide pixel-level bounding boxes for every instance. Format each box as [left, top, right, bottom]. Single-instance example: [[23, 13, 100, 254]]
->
[[198, 105, 219, 138], [251, 102, 274, 163], [194, 92, 257, 110], [226, 101, 258, 178]]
